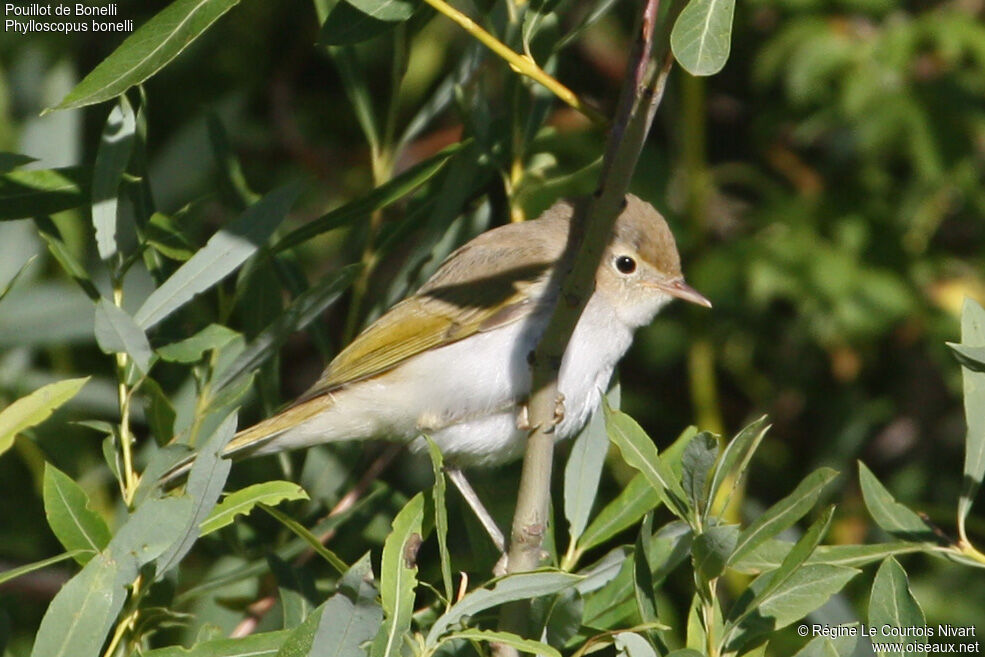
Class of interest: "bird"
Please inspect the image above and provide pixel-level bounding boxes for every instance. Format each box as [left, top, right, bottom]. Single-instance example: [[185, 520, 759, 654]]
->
[[163, 194, 709, 525]]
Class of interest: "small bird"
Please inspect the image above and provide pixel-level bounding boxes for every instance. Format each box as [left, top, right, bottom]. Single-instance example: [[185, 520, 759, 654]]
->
[[167, 194, 709, 483]]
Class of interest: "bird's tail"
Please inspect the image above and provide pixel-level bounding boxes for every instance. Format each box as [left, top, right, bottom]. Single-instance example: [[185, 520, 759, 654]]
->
[[159, 396, 332, 488]]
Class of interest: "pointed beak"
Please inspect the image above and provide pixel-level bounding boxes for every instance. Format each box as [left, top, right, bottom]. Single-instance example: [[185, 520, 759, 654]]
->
[[659, 278, 712, 308]]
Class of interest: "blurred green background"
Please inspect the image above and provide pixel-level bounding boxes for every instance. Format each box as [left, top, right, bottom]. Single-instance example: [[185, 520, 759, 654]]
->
[[0, 0, 983, 652]]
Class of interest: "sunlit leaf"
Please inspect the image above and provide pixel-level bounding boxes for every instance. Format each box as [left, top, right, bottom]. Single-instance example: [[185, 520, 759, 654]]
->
[[94, 299, 154, 375], [200, 480, 308, 536], [92, 96, 136, 261], [0, 167, 89, 220], [376, 493, 425, 657], [671, 0, 736, 76], [0, 378, 89, 457], [42, 463, 111, 564], [868, 557, 926, 656]]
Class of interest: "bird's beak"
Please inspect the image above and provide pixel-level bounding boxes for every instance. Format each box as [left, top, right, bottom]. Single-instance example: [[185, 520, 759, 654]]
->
[[658, 278, 712, 308]]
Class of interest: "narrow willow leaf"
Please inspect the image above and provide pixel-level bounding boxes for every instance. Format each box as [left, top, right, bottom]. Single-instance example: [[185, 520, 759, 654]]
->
[[0, 377, 89, 456], [680, 431, 718, 515], [271, 142, 465, 253], [731, 539, 926, 574], [948, 343, 985, 373], [632, 515, 659, 630], [157, 324, 240, 363], [857, 461, 938, 543], [33, 216, 101, 301], [347, 0, 417, 21], [376, 493, 425, 657], [868, 558, 926, 656], [143, 378, 178, 447], [440, 629, 562, 657], [51, 0, 242, 110], [692, 524, 739, 582], [0, 550, 84, 586], [670, 0, 736, 76], [707, 415, 769, 513], [142, 630, 291, 657], [155, 413, 236, 576], [92, 96, 136, 261], [614, 632, 658, 657], [135, 184, 300, 329], [267, 555, 315, 629], [957, 298, 985, 534], [211, 263, 360, 393], [0, 254, 36, 307], [565, 406, 609, 544], [0, 167, 89, 220], [200, 480, 308, 535], [319, 1, 397, 46], [94, 299, 154, 375], [724, 566, 859, 654], [260, 503, 348, 575], [42, 463, 111, 564], [791, 632, 857, 657], [426, 571, 580, 645], [28, 552, 125, 657], [577, 427, 695, 554], [728, 468, 838, 566], [207, 113, 259, 210], [313, 556, 383, 657], [425, 438, 454, 606], [331, 47, 380, 155], [0, 152, 36, 172], [275, 605, 323, 657], [605, 404, 691, 522]]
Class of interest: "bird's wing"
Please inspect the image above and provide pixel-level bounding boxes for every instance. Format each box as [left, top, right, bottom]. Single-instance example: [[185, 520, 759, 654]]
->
[[297, 222, 567, 402]]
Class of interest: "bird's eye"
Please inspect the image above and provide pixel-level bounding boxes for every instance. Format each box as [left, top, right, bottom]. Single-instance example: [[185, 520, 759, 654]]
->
[[615, 255, 637, 274]]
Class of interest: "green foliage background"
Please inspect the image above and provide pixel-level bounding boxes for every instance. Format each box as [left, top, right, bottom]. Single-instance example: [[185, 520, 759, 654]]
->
[[0, 0, 984, 654]]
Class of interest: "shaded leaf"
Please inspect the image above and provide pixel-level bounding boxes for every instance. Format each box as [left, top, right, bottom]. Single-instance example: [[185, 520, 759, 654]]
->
[[671, 0, 736, 76], [143, 631, 291, 657], [0, 254, 36, 307], [706, 415, 769, 514], [425, 438, 454, 606], [957, 298, 985, 536], [565, 405, 610, 544], [0, 167, 89, 220], [134, 184, 300, 329], [858, 462, 938, 543], [200, 480, 309, 535], [51, 0, 242, 110], [42, 463, 111, 564], [868, 558, 926, 656], [260, 503, 348, 574], [92, 96, 137, 261], [0, 377, 89, 457], [94, 299, 154, 375], [681, 431, 718, 515], [441, 629, 561, 657], [0, 152, 36, 172], [692, 524, 739, 582], [728, 468, 838, 566], [0, 551, 85, 587], [33, 216, 101, 301], [313, 555, 383, 657], [731, 540, 926, 574], [426, 571, 580, 644], [791, 632, 857, 657], [157, 324, 240, 363]]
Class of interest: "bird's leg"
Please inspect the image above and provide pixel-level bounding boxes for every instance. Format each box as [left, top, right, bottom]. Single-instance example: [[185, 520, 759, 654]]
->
[[446, 467, 506, 555], [516, 393, 565, 432]]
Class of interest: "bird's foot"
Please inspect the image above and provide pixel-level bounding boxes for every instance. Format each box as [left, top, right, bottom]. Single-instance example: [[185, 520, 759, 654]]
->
[[516, 402, 530, 431]]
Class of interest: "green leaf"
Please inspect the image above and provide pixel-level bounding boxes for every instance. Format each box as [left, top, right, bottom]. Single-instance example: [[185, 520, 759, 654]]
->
[[868, 558, 926, 656], [605, 403, 692, 522], [0, 377, 89, 457], [134, 184, 300, 329], [725, 565, 859, 654], [692, 524, 739, 582], [706, 416, 769, 514], [425, 438, 454, 606], [313, 555, 384, 657], [731, 540, 926, 574], [267, 555, 316, 629], [271, 142, 465, 253], [948, 343, 985, 373], [260, 503, 349, 574], [0, 152, 36, 172], [158, 324, 241, 363], [791, 632, 857, 657], [211, 263, 360, 393], [319, 1, 399, 46], [0, 551, 85, 586], [200, 480, 309, 535], [143, 631, 291, 657], [0, 254, 36, 307], [94, 299, 154, 375], [33, 216, 101, 301], [347, 0, 417, 21], [0, 167, 89, 220], [858, 461, 938, 543], [565, 405, 610, 545], [143, 378, 178, 447], [440, 629, 562, 657], [51, 0, 242, 111], [957, 298, 985, 536], [426, 571, 580, 645], [376, 493, 424, 657], [92, 96, 136, 261], [614, 632, 658, 657], [681, 431, 719, 516], [577, 427, 694, 554], [155, 413, 236, 577], [42, 463, 111, 564], [728, 468, 838, 566], [633, 516, 659, 631], [671, 0, 736, 76]]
